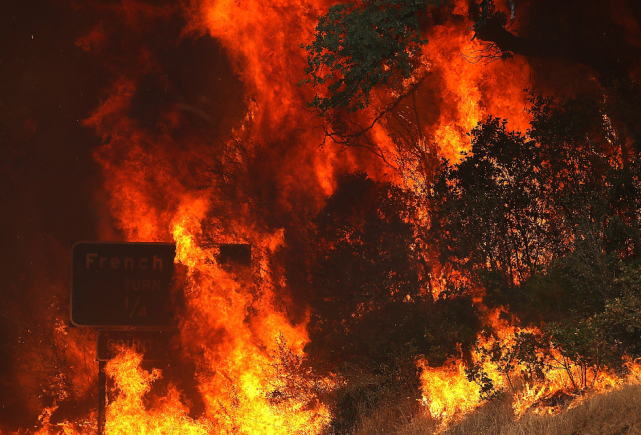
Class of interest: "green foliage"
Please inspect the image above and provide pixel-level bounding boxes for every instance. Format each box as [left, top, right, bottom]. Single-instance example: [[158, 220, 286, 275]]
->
[[285, 172, 425, 368], [467, 259, 641, 401], [287, 173, 481, 369], [431, 116, 554, 285], [423, 296, 481, 365], [465, 363, 499, 400], [545, 319, 610, 388], [593, 260, 641, 359], [300, 0, 445, 113], [305, 172, 424, 323]]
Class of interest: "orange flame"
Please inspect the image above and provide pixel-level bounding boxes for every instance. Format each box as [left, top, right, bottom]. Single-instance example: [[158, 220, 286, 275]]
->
[[419, 308, 641, 423], [21, 0, 630, 433], [424, 20, 531, 162], [418, 358, 481, 425], [104, 348, 213, 435]]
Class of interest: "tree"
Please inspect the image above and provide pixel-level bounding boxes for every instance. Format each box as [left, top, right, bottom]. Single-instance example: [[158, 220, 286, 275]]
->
[[284, 172, 481, 432], [301, 0, 446, 114], [426, 92, 641, 401], [430, 92, 639, 303], [430, 116, 553, 285], [301, 0, 641, 152], [303, 0, 641, 103], [285, 173, 431, 368]]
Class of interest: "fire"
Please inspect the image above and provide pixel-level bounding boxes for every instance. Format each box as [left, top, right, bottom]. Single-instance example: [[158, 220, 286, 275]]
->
[[186, 0, 351, 203], [423, 18, 531, 162], [67, 0, 345, 431], [169, 202, 331, 434], [30, 406, 89, 435], [419, 307, 641, 424], [73, 1, 338, 430], [13, 0, 639, 433], [418, 358, 481, 424], [104, 349, 212, 435]]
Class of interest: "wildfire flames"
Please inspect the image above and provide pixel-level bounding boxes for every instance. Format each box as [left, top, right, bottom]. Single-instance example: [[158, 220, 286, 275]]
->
[[419, 308, 641, 426], [4, 0, 641, 433]]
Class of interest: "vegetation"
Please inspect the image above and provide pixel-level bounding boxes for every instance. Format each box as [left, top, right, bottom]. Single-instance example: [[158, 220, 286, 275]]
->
[[284, 173, 481, 433], [287, 89, 641, 431], [303, 0, 641, 117], [300, 0, 443, 113], [353, 383, 641, 435], [297, 2, 641, 424]]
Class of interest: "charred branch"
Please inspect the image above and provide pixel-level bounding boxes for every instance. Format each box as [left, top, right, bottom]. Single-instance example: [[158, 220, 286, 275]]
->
[[323, 75, 428, 151]]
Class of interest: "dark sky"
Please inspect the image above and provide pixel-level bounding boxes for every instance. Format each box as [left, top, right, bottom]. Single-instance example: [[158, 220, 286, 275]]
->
[[1, 0, 107, 267], [1, 0, 108, 427]]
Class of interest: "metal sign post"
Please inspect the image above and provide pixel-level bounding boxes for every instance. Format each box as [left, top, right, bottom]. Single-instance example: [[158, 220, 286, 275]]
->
[[95, 328, 179, 433], [98, 360, 106, 435], [71, 241, 177, 435]]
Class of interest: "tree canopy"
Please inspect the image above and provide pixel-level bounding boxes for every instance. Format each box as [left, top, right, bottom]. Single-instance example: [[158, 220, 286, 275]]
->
[[301, 0, 446, 113], [293, 0, 641, 426], [302, 0, 641, 119], [283, 173, 481, 432]]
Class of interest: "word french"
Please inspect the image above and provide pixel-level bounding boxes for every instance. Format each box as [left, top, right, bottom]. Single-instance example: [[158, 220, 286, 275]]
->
[[85, 253, 165, 270]]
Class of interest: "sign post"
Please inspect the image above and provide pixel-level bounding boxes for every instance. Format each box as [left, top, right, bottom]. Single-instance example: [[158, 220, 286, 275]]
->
[[71, 241, 177, 435], [71, 242, 251, 435], [96, 329, 179, 361], [98, 360, 106, 435]]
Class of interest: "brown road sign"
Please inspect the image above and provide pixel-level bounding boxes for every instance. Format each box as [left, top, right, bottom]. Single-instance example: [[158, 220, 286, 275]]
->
[[71, 242, 251, 327], [96, 329, 179, 361], [71, 242, 177, 327]]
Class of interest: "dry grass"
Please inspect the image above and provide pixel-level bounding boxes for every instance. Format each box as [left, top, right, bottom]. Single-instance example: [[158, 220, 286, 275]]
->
[[349, 395, 428, 435], [353, 384, 641, 435]]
